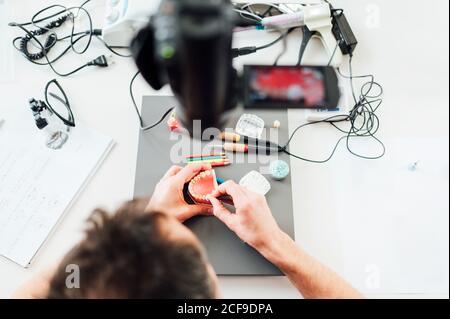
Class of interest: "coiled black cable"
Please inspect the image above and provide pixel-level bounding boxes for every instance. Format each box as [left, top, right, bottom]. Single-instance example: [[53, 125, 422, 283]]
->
[[18, 14, 71, 61], [9, 0, 131, 76]]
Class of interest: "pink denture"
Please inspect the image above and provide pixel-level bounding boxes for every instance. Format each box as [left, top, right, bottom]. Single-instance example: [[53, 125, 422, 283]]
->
[[188, 170, 218, 204]]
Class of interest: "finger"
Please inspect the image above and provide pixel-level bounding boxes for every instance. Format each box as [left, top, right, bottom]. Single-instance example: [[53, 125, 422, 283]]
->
[[177, 163, 212, 183], [208, 196, 235, 229], [211, 180, 245, 200], [184, 204, 214, 216], [162, 165, 182, 180]]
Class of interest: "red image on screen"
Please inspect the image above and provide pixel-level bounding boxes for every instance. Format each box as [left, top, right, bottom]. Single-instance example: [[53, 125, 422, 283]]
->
[[249, 67, 326, 107]]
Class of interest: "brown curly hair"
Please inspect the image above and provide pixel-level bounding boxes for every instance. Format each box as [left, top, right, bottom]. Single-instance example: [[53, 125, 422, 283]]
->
[[47, 199, 215, 299]]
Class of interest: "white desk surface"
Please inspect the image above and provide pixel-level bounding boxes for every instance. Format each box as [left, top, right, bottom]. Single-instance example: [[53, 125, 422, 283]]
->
[[0, 0, 448, 299]]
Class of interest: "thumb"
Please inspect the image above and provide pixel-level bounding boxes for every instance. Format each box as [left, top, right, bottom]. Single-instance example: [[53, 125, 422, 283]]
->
[[208, 196, 234, 228]]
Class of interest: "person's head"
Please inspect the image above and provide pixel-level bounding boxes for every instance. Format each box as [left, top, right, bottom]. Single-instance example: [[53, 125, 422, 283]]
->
[[47, 199, 219, 299]]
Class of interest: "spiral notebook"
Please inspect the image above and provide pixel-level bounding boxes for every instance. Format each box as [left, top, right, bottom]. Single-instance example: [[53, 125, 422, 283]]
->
[[0, 111, 114, 267]]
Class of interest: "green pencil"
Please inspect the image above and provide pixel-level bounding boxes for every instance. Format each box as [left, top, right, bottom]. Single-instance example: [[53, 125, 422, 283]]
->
[[187, 156, 226, 162]]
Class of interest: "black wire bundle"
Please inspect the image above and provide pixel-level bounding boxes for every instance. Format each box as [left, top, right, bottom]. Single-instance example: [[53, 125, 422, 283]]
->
[[129, 71, 175, 131], [9, 0, 131, 77], [279, 56, 385, 163], [231, 4, 385, 162]]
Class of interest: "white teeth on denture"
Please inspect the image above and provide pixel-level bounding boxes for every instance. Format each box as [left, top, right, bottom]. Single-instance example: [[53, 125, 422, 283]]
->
[[188, 170, 214, 201]]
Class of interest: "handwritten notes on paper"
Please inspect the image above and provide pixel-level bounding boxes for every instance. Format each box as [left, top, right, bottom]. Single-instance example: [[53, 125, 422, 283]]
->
[[0, 118, 113, 267]]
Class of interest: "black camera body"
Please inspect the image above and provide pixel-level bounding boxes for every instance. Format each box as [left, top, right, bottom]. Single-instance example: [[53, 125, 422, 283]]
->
[[131, 0, 237, 135]]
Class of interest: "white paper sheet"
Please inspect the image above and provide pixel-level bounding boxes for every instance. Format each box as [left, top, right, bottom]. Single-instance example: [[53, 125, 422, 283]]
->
[[0, 111, 113, 267], [330, 138, 449, 294]]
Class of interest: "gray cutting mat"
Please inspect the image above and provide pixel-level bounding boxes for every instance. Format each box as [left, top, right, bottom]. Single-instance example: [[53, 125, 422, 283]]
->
[[134, 96, 294, 275]]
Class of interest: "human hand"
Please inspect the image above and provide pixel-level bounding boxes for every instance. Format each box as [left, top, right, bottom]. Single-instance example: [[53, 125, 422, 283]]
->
[[208, 181, 285, 254], [147, 163, 213, 222], [11, 263, 58, 299], [210, 183, 362, 300]]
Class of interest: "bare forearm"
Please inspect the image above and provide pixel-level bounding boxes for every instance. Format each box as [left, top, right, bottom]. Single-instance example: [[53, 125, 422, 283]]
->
[[258, 232, 362, 299], [11, 265, 57, 299]]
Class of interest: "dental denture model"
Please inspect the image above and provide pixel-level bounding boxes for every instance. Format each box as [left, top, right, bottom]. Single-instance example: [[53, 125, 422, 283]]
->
[[188, 169, 218, 204]]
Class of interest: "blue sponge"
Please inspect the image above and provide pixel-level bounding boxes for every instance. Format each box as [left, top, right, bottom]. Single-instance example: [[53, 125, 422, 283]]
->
[[270, 160, 290, 180]]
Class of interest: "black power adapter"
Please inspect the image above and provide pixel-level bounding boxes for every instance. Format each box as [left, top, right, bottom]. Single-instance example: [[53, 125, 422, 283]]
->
[[331, 10, 358, 56]]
